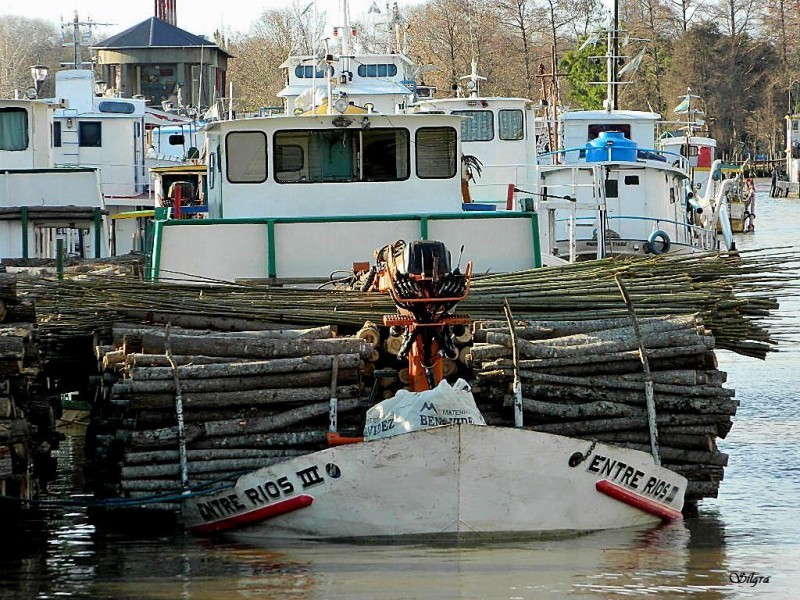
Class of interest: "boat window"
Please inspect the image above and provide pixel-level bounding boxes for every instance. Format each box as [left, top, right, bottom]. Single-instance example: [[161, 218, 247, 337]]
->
[[416, 127, 457, 179], [273, 128, 410, 183], [452, 110, 493, 141], [98, 101, 136, 114], [226, 131, 268, 183], [275, 144, 304, 172], [679, 145, 699, 157], [53, 122, 62, 148], [169, 134, 185, 146], [0, 107, 29, 151], [624, 175, 639, 185], [295, 65, 333, 79], [499, 109, 524, 140], [588, 124, 631, 140], [79, 122, 102, 147], [605, 179, 619, 198], [357, 64, 398, 78]]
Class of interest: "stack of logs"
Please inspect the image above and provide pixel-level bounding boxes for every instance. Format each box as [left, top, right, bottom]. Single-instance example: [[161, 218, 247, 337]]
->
[[467, 314, 733, 503], [89, 312, 734, 510], [90, 323, 375, 499], [0, 274, 51, 507]]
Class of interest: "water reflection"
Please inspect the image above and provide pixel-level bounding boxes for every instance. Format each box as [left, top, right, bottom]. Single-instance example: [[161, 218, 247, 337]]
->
[[1, 182, 798, 599]]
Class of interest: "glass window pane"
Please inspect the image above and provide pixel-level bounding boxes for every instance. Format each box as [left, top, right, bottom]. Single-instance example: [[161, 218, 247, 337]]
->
[[226, 131, 268, 183], [499, 109, 524, 140], [275, 130, 356, 183], [362, 129, 409, 181], [79, 122, 102, 147], [53, 121, 62, 148], [416, 127, 457, 179], [0, 108, 29, 151], [452, 110, 493, 141]]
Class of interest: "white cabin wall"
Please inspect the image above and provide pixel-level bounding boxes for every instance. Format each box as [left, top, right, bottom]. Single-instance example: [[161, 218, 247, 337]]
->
[[0, 170, 104, 208], [0, 102, 52, 170]]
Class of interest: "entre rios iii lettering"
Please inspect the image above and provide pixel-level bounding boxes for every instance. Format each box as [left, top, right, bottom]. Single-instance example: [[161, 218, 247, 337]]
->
[[586, 453, 681, 503]]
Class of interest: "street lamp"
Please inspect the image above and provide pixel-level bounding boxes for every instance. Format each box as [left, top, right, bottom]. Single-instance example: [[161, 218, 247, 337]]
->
[[789, 80, 799, 115], [29, 64, 49, 99]]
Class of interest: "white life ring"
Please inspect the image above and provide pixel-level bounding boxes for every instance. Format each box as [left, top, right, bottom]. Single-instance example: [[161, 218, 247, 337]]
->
[[647, 230, 671, 255]]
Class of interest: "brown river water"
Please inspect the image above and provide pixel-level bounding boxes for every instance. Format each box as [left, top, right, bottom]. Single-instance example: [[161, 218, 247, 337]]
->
[[1, 180, 798, 599]]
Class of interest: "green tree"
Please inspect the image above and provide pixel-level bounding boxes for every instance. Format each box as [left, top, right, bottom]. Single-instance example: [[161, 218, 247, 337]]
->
[[559, 39, 606, 109]]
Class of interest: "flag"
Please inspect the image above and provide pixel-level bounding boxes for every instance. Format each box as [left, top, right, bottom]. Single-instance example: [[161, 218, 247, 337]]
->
[[578, 34, 599, 52], [368, 1, 382, 13], [618, 48, 645, 77], [673, 96, 691, 113]]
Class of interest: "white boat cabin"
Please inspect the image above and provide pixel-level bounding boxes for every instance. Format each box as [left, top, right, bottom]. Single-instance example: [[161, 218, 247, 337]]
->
[[0, 98, 107, 259], [50, 70, 147, 199], [204, 112, 465, 218], [279, 53, 415, 116], [151, 112, 550, 283], [533, 110, 713, 262], [657, 134, 716, 198], [411, 97, 539, 208]]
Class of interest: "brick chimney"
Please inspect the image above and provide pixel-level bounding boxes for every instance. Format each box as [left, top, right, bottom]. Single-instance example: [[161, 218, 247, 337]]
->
[[155, 0, 177, 25]]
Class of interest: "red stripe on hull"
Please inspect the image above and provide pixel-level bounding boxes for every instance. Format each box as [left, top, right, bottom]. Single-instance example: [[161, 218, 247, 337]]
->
[[595, 480, 683, 521], [187, 494, 314, 534]]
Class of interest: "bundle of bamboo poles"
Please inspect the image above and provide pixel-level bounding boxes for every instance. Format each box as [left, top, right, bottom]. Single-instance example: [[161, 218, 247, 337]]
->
[[21, 249, 796, 362], [90, 323, 375, 497], [467, 313, 734, 502]]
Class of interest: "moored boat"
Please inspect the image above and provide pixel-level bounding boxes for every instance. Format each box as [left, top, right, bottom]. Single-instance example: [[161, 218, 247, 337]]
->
[[183, 424, 685, 539]]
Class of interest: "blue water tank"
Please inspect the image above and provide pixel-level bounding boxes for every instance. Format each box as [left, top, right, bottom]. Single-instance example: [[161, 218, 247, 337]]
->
[[585, 131, 638, 163]]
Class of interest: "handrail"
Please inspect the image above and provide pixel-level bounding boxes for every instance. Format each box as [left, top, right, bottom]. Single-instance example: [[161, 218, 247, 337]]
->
[[538, 145, 688, 169]]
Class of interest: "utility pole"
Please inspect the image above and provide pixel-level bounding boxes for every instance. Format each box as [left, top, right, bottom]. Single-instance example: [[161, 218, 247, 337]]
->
[[60, 11, 113, 70]]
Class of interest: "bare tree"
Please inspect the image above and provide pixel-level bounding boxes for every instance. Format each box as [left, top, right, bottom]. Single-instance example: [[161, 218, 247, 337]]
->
[[0, 16, 60, 98]]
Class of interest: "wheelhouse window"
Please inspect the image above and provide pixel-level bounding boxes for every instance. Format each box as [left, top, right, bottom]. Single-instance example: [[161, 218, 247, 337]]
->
[[53, 121, 62, 148], [452, 110, 493, 141], [168, 134, 185, 146], [295, 65, 332, 79], [0, 107, 29, 151], [357, 64, 398, 78], [226, 131, 268, 183], [79, 122, 102, 147], [273, 128, 409, 183], [588, 124, 631, 140], [416, 127, 457, 179], [499, 109, 524, 140], [98, 101, 136, 114]]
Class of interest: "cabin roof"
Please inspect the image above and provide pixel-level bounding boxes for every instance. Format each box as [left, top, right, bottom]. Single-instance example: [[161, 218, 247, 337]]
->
[[204, 112, 464, 132], [561, 109, 661, 122], [279, 53, 414, 69], [278, 82, 413, 98], [93, 17, 232, 56]]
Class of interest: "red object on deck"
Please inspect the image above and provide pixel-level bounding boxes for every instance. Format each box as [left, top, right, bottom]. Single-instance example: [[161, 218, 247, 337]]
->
[[506, 183, 516, 210], [595, 479, 683, 521], [173, 185, 182, 219], [187, 494, 314, 534], [697, 146, 712, 168]]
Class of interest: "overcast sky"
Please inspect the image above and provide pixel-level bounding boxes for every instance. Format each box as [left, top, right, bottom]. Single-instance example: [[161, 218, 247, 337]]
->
[[1, 0, 421, 39]]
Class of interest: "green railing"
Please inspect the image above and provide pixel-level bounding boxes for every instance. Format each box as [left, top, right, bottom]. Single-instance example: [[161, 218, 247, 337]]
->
[[150, 211, 542, 282]]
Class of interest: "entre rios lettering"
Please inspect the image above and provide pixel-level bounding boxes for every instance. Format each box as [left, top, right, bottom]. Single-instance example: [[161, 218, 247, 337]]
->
[[586, 453, 680, 504], [194, 464, 327, 523]]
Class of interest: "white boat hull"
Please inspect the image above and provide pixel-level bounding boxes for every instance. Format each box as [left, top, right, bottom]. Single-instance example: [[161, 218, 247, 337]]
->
[[183, 425, 686, 540]]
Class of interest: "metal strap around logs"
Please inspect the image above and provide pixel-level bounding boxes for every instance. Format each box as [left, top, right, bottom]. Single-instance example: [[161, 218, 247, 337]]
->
[[614, 273, 661, 465], [328, 355, 339, 433], [164, 323, 190, 491], [503, 298, 524, 428]]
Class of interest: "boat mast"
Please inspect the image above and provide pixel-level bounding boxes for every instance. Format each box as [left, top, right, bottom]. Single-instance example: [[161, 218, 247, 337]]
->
[[605, 2, 620, 112]]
